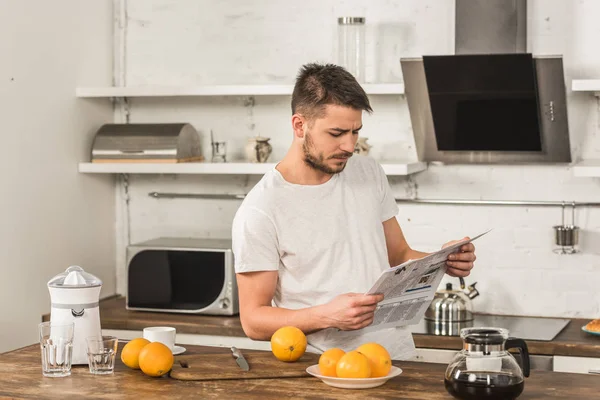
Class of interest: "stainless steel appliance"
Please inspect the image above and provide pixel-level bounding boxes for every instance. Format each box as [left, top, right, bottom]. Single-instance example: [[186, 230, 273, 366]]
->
[[126, 237, 238, 315], [90, 123, 203, 163], [425, 280, 480, 336], [400, 0, 571, 164]]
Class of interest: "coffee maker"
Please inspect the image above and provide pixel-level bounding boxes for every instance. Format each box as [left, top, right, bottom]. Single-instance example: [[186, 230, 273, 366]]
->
[[47, 266, 103, 365]]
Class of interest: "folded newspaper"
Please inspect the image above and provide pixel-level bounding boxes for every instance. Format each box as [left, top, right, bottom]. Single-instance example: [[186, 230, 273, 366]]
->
[[358, 229, 491, 333]]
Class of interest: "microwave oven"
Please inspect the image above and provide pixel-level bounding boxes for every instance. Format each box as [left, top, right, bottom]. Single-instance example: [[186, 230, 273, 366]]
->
[[126, 237, 238, 315]]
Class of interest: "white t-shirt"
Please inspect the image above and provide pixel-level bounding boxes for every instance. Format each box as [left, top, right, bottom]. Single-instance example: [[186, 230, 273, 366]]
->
[[231, 154, 416, 360]]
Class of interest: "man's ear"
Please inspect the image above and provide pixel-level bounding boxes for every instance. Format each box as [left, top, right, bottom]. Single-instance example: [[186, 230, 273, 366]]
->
[[292, 114, 305, 139]]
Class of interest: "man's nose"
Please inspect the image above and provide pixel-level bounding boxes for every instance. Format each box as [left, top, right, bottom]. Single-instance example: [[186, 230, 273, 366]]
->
[[340, 135, 356, 154]]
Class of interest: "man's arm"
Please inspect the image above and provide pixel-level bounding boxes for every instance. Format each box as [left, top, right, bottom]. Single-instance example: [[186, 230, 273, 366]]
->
[[236, 270, 383, 341], [383, 217, 429, 267], [382, 217, 476, 277]]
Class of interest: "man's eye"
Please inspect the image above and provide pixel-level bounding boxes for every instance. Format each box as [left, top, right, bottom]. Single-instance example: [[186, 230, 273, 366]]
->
[[329, 133, 342, 137]]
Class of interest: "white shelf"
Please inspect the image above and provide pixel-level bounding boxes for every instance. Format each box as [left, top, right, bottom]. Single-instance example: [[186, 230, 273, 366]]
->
[[571, 79, 600, 95], [382, 162, 428, 175], [572, 160, 600, 177], [75, 84, 405, 98], [78, 161, 426, 176]]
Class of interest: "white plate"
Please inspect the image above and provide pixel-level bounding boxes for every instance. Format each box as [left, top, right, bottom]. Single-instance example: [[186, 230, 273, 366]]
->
[[305, 365, 402, 389], [172, 345, 186, 355]]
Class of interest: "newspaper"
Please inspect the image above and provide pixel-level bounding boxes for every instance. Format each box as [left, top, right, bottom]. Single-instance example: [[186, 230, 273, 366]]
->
[[357, 229, 491, 333]]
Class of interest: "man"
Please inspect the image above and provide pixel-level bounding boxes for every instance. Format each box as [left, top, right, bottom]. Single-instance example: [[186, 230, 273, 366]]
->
[[231, 63, 476, 360]]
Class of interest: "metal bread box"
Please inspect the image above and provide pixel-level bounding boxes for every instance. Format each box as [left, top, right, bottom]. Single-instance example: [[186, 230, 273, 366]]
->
[[90, 123, 203, 163]]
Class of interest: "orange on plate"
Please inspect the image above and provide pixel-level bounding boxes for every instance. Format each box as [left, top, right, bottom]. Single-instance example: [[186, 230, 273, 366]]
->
[[336, 350, 372, 378], [120, 338, 150, 369], [356, 342, 392, 377], [318, 348, 345, 377], [270, 326, 307, 362], [138, 342, 174, 377]]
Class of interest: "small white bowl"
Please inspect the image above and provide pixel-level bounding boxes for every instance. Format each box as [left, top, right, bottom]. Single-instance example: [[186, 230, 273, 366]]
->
[[305, 365, 403, 389]]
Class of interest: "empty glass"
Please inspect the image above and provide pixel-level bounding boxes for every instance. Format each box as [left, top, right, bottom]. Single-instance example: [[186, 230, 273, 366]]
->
[[86, 336, 118, 375], [39, 322, 74, 378], [210, 130, 227, 163], [211, 141, 227, 162]]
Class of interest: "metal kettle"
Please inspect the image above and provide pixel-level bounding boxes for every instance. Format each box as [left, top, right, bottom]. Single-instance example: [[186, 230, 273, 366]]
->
[[425, 279, 480, 323]]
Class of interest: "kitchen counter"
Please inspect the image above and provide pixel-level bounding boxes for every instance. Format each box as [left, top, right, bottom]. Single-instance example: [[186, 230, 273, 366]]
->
[[45, 296, 600, 358], [1, 343, 598, 399]]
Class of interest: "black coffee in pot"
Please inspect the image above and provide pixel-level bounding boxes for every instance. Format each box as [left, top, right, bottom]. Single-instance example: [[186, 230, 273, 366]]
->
[[444, 372, 524, 400]]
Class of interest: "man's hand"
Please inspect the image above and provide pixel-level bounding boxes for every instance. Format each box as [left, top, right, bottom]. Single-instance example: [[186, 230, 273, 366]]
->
[[319, 293, 384, 331], [442, 237, 476, 277]]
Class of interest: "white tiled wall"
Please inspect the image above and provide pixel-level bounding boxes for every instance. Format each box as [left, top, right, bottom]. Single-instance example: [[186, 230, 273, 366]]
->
[[115, 0, 600, 318]]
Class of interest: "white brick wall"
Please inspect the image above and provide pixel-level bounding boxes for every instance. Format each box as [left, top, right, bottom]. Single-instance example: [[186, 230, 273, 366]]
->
[[116, 0, 600, 319]]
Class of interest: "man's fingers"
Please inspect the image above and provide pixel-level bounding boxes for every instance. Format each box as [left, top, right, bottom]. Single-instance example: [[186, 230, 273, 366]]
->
[[351, 294, 384, 306], [448, 250, 476, 261], [447, 267, 471, 278], [353, 314, 374, 329], [349, 311, 375, 327], [446, 260, 474, 270], [359, 316, 374, 329], [444, 237, 476, 278], [450, 252, 476, 262], [348, 305, 377, 318], [460, 243, 475, 252]]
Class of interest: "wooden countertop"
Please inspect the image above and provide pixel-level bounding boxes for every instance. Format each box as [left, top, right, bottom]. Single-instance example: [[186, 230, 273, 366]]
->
[[43, 296, 600, 358], [1, 343, 598, 399]]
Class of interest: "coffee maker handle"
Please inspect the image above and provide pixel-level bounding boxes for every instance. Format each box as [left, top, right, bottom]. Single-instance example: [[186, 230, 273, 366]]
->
[[505, 338, 530, 378]]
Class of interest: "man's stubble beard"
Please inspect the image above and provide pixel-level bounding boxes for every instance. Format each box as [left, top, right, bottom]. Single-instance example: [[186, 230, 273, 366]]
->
[[302, 131, 352, 175]]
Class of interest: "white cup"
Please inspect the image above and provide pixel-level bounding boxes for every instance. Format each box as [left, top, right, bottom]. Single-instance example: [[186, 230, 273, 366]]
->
[[143, 326, 176, 351]]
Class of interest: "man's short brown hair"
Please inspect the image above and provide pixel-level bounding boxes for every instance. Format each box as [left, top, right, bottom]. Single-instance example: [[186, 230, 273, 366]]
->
[[291, 63, 373, 122]]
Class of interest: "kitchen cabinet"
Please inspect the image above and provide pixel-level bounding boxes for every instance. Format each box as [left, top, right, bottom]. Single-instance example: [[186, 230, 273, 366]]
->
[[2, 343, 600, 399], [45, 297, 600, 374], [553, 355, 600, 375], [104, 329, 563, 372]]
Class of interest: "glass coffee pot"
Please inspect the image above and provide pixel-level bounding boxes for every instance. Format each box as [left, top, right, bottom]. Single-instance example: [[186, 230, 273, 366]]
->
[[445, 327, 530, 400]]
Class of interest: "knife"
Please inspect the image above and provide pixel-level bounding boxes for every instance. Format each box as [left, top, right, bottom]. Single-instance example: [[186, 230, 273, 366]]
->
[[231, 346, 250, 371]]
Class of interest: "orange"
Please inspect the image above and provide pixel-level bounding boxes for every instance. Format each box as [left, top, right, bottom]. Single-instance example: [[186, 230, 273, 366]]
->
[[356, 342, 392, 377], [120, 338, 150, 369], [318, 348, 345, 377], [336, 350, 372, 378], [138, 342, 174, 377], [270, 326, 307, 362]]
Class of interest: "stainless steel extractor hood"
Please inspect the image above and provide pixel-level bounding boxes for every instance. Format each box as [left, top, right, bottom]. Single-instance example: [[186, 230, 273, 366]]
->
[[401, 0, 571, 164]]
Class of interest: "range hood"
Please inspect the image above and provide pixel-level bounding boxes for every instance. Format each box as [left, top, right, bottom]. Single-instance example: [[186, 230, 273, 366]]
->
[[401, 0, 571, 164]]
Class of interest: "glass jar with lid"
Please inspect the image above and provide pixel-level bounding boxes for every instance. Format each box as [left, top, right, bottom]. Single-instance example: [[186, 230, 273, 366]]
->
[[444, 327, 530, 400], [337, 17, 366, 82]]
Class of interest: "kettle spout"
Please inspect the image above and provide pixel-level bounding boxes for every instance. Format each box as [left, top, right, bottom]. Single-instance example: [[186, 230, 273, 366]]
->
[[466, 282, 480, 299]]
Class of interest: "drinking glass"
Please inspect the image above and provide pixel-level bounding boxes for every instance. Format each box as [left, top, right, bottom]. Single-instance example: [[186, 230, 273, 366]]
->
[[211, 141, 227, 162], [86, 336, 118, 375], [39, 322, 74, 378]]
